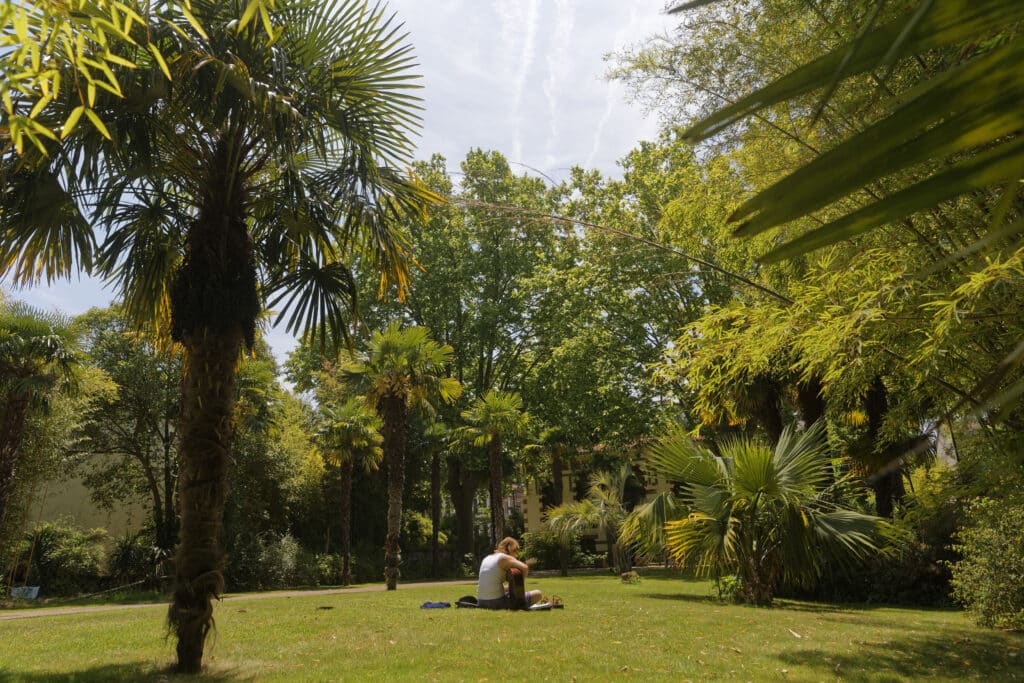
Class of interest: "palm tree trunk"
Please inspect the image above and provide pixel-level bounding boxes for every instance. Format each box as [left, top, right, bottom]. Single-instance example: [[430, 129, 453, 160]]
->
[[168, 329, 240, 674], [380, 394, 407, 590], [0, 396, 30, 531], [488, 435, 504, 545], [339, 460, 354, 585], [430, 450, 441, 577]]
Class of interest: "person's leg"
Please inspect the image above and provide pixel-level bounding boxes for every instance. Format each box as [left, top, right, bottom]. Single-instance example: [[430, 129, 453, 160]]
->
[[526, 589, 543, 605]]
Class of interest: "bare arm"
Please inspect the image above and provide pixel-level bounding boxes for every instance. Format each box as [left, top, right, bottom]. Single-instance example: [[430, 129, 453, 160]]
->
[[497, 554, 530, 577]]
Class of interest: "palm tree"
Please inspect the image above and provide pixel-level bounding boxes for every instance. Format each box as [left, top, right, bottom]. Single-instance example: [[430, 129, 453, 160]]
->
[[340, 323, 461, 590], [316, 397, 383, 585], [634, 422, 884, 606], [0, 301, 77, 533], [457, 390, 532, 546], [544, 464, 633, 575], [0, 1, 436, 672]]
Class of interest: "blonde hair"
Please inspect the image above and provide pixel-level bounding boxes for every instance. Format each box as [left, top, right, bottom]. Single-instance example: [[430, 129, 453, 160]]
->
[[496, 537, 520, 555]]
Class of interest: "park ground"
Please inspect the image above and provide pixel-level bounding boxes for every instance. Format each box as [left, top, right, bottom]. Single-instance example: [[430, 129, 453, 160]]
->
[[0, 571, 1022, 681]]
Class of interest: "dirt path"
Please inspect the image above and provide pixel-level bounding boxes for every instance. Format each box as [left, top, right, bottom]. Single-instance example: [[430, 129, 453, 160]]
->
[[0, 579, 476, 622]]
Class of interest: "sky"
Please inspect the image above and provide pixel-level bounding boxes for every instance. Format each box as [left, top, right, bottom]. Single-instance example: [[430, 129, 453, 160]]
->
[[7, 0, 673, 363]]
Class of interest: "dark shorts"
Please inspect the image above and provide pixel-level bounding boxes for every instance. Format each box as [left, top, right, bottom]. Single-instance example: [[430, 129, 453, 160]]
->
[[477, 595, 513, 610]]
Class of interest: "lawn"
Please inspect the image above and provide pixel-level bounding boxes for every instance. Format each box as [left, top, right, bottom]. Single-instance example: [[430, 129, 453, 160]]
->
[[0, 571, 1021, 681]]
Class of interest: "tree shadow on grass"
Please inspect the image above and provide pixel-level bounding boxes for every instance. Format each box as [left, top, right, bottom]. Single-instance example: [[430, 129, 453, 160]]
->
[[641, 590, 956, 617], [640, 592, 722, 605], [0, 663, 248, 682], [776, 628, 1024, 682]]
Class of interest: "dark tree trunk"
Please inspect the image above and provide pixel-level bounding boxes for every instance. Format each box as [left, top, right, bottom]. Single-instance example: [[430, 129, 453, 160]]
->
[[550, 453, 564, 507], [796, 376, 833, 486], [488, 434, 504, 546], [160, 420, 178, 552], [380, 394, 407, 590], [430, 450, 441, 577], [864, 376, 904, 517], [0, 396, 30, 531], [795, 376, 826, 426], [748, 375, 783, 444], [339, 459, 354, 585], [446, 456, 482, 558], [168, 329, 240, 674], [872, 466, 906, 518], [558, 543, 570, 577]]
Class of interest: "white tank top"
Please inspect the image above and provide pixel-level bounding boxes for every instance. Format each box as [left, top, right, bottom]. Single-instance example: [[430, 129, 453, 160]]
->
[[477, 553, 510, 600]]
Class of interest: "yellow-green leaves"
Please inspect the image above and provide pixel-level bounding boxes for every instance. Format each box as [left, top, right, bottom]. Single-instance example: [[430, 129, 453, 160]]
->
[[0, 1, 209, 155], [237, 0, 278, 40]]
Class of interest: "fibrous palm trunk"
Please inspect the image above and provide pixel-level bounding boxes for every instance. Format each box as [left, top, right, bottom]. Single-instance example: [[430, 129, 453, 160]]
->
[[167, 144, 259, 673], [380, 394, 407, 590], [339, 459, 354, 585], [168, 329, 240, 673], [488, 434, 504, 546]]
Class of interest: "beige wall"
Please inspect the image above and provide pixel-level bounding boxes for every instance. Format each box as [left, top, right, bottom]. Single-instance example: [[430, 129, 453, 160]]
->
[[33, 477, 149, 539]]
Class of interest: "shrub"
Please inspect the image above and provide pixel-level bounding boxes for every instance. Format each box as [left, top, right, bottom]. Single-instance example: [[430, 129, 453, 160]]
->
[[19, 520, 108, 597], [782, 465, 960, 606], [226, 532, 300, 591], [295, 552, 345, 586], [521, 530, 593, 570], [108, 531, 155, 584], [950, 497, 1024, 630]]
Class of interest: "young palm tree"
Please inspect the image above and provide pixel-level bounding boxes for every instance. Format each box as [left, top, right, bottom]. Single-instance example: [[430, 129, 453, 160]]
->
[[316, 397, 383, 585], [544, 464, 633, 575], [633, 422, 884, 606], [341, 323, 461, 590], [1, 1, 436, 672], [457, 390, 532, 546], [0, 301, 77, 532]]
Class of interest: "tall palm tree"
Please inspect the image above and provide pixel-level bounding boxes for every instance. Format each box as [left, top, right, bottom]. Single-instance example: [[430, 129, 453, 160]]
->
[[0, 1, 436, 672], [632, 422, 884, 606], [316, 397, 383, 585], [0, 301, 77, 533], [457, 390, 532, 546], [341, 323, 461, 590]]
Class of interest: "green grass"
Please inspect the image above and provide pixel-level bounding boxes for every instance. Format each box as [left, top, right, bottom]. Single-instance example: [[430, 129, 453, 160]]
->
[[1, 572, 1021, 681]]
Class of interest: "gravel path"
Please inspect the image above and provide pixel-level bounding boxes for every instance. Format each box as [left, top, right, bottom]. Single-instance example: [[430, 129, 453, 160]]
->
[[0, 579, 476, 621]]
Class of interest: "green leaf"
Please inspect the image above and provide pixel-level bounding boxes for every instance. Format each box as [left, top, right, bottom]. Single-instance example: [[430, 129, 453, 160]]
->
[[759, 135, 1024, 263], [84, 107, 111, 139], [682, 0, 1024, 142], [61, 105, 86, 138]]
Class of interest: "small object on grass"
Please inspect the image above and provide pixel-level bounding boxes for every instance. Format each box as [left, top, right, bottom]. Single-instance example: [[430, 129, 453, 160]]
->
[[620, 570, 640, 584], [788, 628, 802, 639], [317, 606, 334, 610], [420, 601, 451, 609]]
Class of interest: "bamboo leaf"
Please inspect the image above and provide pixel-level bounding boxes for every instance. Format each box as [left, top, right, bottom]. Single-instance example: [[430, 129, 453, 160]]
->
[[84, 107, 111, 139]]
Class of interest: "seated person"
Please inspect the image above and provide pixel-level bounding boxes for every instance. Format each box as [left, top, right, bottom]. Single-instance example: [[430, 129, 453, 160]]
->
[[477, 536, 543, 609]]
